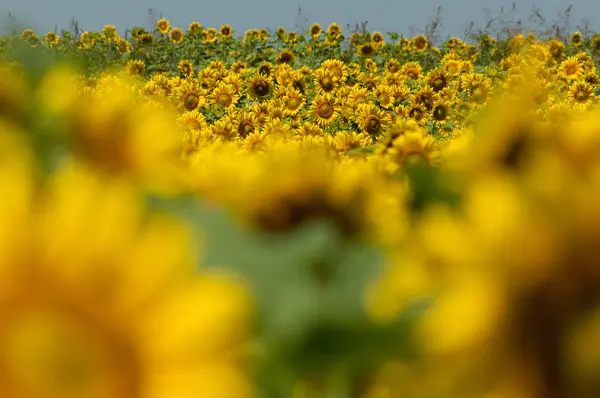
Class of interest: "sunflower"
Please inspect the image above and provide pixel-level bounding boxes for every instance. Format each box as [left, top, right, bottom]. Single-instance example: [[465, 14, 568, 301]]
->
[[188, 21, 203, 35], [384, 126, 440, 172], [251, 102, 270, 126], [296, 122, 324, 137], [431, 100, 452, 127], [243, 131, 271, 152], [209, 82, 239, 110], [372, 32, 385, 47], [231, 111, 258, 139], [210, 118, 237, 141], [569, 81, 595, 106], [401, 61, 423, 80], [583, 71, 600, 85], [219, 24, 233, 39], [126, 60, 146, 78], [358, 43, 376, 58], [275, 49, 295, 65], [385, 59, 402, 74], [222, 73, 244, 94], [406, 103, 427, 124], [169, 27, 184, 44], [262, 117, 295, 140], [0, 161, 254, 398], [172, 78, 207, 112], [258, 62, 274, 77], [276, 26, 286, 39], [426, 68, 449, 92], [559, 56, 584, 80], [356, 103, 389, 136], [322, 59, 348, 83], [308, 93, 340, 127], [330, 131, 372, 152], [314, 67, 339, 93], [548, 38, 565, 61], [287, 31, 299, 45], [376, 118, 423, 155], [412, 86, 436, 111], [309, 23, 322, 40], [115, 38, 131, 54], [281, 88, 306, 115], [247, 74, 273, 100], [177, 110, 208, 131], [156, 18, 170, 34], [570, 31, 583, 47], [203, 28, 218, 44], [374, 85, 396, 109], [230, 61, 248, 75], [44, 32, 59, 46], [411, 35, 429, 52], [177, 60, 194, 78], [327, 23, 342, 40], [139, 33, 154, 45]]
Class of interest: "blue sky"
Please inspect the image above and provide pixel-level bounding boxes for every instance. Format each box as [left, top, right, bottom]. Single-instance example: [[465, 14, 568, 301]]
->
[[1, 0, 597, 39]]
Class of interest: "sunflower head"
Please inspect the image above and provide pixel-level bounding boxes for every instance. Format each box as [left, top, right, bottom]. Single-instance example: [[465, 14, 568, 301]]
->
[[169, 27, 184, 44], [220, 24, 233, 39], [125, 60, 146, 78], [309, 23, 322, 39], [411, 35, 429, 52], [275, 49, 295, 65], [247, 74, 273, 100], [156, 18, 170, 34], [177, 60, 194, 78]]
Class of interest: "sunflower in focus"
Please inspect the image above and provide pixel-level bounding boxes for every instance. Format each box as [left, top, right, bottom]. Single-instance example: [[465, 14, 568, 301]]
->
[[356, 103, 389, 137], [569, 80, 595, 107], [309, 93, 340, 127], [172, 78, 207, 112], [247, 74, 273, 100], [210, 81, 239, 110], [559, 56, 584, 81]]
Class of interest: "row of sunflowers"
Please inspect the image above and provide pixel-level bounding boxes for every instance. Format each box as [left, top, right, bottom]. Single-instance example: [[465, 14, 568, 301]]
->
[[2, 20, 600, 398]]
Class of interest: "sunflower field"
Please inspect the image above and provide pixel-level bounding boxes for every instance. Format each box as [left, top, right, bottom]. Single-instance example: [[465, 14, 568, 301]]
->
[[3, 18, 600, 398]]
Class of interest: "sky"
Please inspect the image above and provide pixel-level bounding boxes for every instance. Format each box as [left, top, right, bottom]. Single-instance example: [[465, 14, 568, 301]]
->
[[1, 0, 598, 39]]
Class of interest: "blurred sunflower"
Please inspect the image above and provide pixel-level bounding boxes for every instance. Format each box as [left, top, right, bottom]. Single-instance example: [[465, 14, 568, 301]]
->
[[156, 18, 170, 34], [169, 27, 184, 44]]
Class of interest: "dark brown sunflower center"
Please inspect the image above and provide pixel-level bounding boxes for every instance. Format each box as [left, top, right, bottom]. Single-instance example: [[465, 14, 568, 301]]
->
[[254, 82, 269, 96], [575, 89, 590, 103], [431, 77, 446, 91], [183, 92, 200, 110], [317, 102, 335, 119], [365, 116, 381, 134], [320, 76, 334, 91], [433, 105, 448, 121]]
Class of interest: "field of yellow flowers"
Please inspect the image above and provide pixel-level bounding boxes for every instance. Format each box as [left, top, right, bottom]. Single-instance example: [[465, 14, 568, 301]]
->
[[3, 19, 600, 398]]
